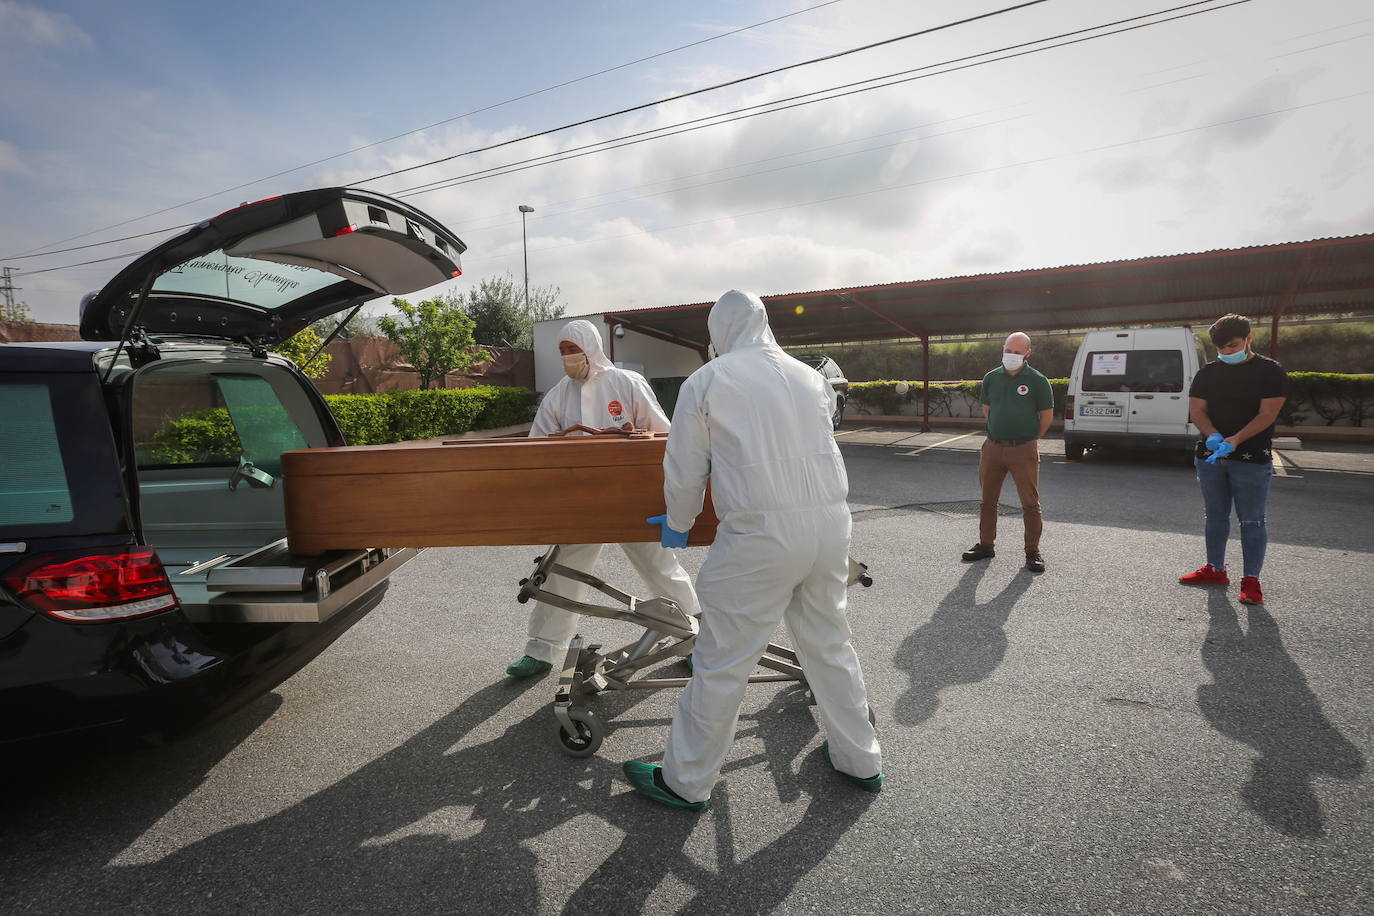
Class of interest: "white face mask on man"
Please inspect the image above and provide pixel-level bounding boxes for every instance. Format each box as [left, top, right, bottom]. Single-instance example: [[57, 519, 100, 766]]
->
[[562, 352, 590, 380], [1002, 352, 1026, 372]]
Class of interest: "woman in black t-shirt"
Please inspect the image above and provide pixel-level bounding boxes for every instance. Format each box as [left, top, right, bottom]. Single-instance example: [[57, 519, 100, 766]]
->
[[1179, 313, 1288, 605]]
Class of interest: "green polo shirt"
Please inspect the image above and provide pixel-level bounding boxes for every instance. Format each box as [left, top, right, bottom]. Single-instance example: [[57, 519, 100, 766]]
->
[[980, 364, 1053, 441]]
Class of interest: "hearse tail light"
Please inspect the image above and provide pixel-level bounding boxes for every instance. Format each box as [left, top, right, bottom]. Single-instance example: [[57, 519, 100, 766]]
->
[[1065, 394, 1075, 422], [332, 225, 358, 237], [450, 269, 462, 278], [3, 548, 180, 622]]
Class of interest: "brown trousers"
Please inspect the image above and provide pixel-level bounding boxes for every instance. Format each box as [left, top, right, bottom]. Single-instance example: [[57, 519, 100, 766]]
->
[[978, 439, 1043, 552]]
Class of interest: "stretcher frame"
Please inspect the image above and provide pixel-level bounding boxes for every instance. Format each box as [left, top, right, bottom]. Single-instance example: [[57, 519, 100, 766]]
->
[[515, 545, 873, 757]]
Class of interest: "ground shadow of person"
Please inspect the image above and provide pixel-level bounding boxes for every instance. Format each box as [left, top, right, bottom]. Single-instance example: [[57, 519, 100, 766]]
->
[[66, 673, 850, 915], [17, 679, 595, 914], [563, 685, 876, 916], [1197, 589, 1365, 838], [892, 562, 1034, 728]]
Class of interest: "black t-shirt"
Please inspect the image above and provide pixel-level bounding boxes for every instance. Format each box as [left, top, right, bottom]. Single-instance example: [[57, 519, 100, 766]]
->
[[1188, 354, 1288, 463]]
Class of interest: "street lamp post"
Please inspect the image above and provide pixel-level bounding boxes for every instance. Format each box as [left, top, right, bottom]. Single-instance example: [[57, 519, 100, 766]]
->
[[518, 205, 535, 310]]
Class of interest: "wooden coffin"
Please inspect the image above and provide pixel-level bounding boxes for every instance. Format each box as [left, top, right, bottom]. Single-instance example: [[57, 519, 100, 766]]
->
[[281, 434, 717, 554]]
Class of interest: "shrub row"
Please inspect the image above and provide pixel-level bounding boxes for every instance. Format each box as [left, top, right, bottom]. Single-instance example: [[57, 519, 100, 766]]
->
[[140, 386, 536, 464], [846, 374, 1374, 426]]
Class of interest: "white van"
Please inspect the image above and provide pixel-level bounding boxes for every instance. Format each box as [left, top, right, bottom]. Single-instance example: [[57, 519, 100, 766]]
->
[[1063, 327, 1207, 461]]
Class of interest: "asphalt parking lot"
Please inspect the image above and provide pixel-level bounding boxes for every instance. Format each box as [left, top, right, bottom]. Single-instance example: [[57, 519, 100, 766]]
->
[[2, 430, 1371, 915]]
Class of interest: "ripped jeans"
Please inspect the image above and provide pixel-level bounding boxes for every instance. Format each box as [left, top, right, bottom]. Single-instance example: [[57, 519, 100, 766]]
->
[[1195, 457, 1274, 578]]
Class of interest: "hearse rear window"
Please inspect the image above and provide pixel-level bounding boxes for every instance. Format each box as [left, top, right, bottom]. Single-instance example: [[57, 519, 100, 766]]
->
[[152, 249, 349, 310], [0, 384, 74, 525], [1083, 350, 1184, 393]]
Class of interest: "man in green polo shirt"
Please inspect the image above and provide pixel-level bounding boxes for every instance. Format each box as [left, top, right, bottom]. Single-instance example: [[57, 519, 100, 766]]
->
[[962, 331, 1054, 573]]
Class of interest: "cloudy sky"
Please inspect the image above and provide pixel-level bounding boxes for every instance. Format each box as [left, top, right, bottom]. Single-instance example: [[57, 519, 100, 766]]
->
[[2, 0, 1372, 326]]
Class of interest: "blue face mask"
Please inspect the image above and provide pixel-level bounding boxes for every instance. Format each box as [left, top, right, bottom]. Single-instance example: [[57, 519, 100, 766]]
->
[[1217, 349, 1248, 365]]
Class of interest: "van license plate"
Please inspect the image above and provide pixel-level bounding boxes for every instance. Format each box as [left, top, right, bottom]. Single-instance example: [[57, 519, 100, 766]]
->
[[1080, 405, 1122, 417]]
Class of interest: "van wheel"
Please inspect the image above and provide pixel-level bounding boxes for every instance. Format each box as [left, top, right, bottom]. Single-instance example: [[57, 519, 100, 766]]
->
[[1064, 441, 1085, 461]]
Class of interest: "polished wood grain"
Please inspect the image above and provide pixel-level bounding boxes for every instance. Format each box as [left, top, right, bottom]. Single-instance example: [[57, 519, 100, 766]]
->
[[282, 435, 717, 553]]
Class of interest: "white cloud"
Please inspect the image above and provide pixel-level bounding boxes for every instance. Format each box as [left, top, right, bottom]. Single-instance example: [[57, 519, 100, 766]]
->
[[0, 0, 91, 47], [0, 139, 22, 173]]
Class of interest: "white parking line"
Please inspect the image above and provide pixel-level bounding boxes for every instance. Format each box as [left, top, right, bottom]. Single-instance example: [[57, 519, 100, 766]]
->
[[1272, 450, 1302, 479], [834, 426, 877, 438], [899, 431, 980, 456]]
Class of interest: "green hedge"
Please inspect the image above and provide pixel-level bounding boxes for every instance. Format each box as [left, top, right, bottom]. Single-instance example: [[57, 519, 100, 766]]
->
[[848, 379, 1069, 416], [849, 374, 1374, 426], [323, 394, 393, 446], [1281, 373, 1374, 426], [140, 387, 536, 464]]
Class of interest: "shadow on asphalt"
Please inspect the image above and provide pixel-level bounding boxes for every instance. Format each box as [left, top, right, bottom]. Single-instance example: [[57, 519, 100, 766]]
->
[[1197, 589, 1366, 838], [891, 562, 1035, 728], [2, 670, 874, 914]]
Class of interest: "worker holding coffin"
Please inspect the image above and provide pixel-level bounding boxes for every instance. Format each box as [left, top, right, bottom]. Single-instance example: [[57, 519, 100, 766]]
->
[[504, 319, 700, 678], [627, 290, 883, 809]]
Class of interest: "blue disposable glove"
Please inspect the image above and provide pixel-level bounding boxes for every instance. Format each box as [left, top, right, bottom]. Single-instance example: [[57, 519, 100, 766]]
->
[[646, 515, 689, 549], [1205, 440, 1235, 464], [1204, 432, 1224, 453]]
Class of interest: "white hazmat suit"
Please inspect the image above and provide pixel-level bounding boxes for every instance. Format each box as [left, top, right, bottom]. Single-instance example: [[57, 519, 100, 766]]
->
[[658, 290, 881, 802], [521, 319, 699, 665]]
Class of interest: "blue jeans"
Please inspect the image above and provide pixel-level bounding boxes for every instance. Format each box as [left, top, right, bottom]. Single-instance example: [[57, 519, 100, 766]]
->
[[1195, 458, 1273, 578]]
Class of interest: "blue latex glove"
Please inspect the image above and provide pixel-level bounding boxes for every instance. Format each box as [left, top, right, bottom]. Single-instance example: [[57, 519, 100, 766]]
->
[[646, 515, 689, 549], [1204, 432, 1224, 453], [1205, 440, 1235, 464]]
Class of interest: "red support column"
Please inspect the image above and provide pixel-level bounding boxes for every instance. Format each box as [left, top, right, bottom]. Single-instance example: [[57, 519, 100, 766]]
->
[[921, 335, 931, 433]]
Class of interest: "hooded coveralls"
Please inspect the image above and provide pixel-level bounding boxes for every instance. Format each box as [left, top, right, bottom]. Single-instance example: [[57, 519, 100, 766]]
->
[[521, 319, 700, 665], [657, 291, 881, 802]]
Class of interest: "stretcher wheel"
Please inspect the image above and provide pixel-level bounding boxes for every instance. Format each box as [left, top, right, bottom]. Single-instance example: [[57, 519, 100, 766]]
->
[[557, 708, 604, 757]]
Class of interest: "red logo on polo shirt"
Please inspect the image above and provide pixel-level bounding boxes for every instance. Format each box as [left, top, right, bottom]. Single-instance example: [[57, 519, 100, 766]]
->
[[607, 400, 624, 417], [1017, 384, 1029, 396]]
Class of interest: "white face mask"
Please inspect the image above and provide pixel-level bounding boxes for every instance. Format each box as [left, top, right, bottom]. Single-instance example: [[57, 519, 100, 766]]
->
[[1002, 352, 1026, 372], [562, 352, 590, 380]]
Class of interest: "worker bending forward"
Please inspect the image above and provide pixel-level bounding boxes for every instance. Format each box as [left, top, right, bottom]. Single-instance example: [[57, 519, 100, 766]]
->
[[627, 290, 883, 809], [505, 319, 699, 678]]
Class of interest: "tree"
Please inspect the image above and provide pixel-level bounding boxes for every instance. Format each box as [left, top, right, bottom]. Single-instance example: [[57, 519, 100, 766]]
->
[[376, 295, 482, 389], [271, 327, 333, 380], [463, 273, 566, 349], [1, 299, 33, 323]]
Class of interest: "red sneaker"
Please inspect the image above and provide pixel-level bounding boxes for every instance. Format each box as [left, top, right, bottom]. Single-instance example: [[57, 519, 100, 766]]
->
[[1179, 564, 1230, 585], [1239, 576, 1264, 604]]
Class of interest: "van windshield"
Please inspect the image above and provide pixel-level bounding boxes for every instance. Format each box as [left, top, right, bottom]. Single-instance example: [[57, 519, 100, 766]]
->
[[1082, 350, 1184, 393]]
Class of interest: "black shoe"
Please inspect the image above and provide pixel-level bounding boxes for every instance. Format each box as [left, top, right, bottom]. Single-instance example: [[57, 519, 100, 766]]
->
[[961, 543, 995, 562], [1025, 552, 1045, 573]]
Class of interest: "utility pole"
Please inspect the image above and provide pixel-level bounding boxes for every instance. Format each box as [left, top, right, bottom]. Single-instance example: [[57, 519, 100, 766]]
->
[[0, 266, 20, 320], [518, 205, 535, 310]]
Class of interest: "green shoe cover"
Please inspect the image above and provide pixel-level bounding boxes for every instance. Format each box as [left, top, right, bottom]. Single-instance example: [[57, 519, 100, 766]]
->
[[505, 656, 552, 678], [822, 741, 883, 793], [622, 761, 707, 810]]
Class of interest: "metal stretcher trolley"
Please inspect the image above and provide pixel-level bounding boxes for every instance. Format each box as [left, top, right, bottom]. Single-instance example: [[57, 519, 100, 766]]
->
[[516, 546, 873, 757]]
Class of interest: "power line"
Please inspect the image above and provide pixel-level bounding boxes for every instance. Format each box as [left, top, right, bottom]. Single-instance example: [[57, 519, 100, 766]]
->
[[457, 86, 1374, 270], [8, 0, 1265, 280], [3, 0, 847, 260], [439, 105, 1028, 233], [390, 0, 1250, 201], [348, 2, 1052, 188], [0, 222, 198, 261], [13, 250, 149, 278], [2, 0, 1048, 265]]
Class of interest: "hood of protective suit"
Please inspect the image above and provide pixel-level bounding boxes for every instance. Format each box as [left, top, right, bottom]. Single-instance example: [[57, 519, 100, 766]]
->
[[558, 319, 615, 376], [708, 290, 778, 356]]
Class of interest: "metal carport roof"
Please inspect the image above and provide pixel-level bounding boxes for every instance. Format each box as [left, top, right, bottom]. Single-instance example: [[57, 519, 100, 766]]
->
[[601, 233, 1374, 353]]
